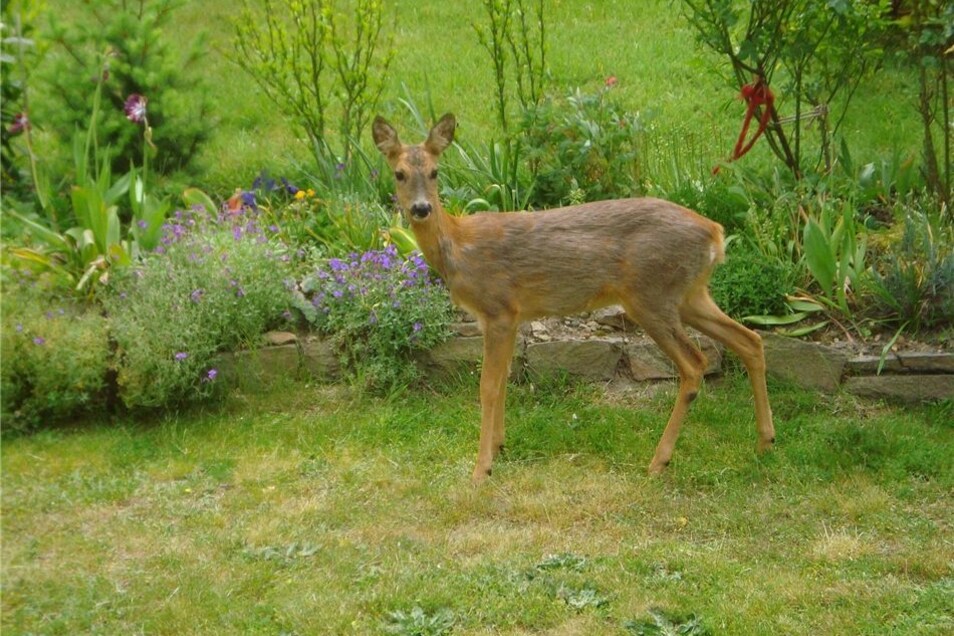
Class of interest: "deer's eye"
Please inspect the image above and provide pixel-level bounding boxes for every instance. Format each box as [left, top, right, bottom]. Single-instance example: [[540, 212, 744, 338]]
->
[[394, 170, 406, 182], [429, 169, 438, 180]]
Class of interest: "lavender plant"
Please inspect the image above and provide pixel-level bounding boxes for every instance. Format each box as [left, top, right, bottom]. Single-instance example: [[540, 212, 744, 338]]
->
[[103, 204, 295, 408], [0, 267, 110, 431], [296, 245, 453, 391]]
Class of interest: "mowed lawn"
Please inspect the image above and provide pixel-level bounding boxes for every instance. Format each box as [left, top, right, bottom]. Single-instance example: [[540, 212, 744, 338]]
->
[[2, 373, 951, 635]]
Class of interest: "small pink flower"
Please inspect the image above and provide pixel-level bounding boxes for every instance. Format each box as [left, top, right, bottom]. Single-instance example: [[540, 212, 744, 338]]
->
[[124, 94, 148, 124], [605, 76, 618, 88], [9, 112, 29, 135]]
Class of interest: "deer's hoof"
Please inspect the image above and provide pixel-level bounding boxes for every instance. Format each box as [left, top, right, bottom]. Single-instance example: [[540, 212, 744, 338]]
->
[[757, 436, 776, 454], [471, 466, 492, 486], [647, 458, 670, 476]]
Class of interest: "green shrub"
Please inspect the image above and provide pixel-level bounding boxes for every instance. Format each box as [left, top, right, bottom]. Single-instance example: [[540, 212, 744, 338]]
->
[[295, 245, 453, 392], [520, 87, 643, 208], [41, 0, 211, 177], [103, 205, 294, 408], [710, 240, 794, 319], [663, 177, 750, 236], [1, 269, 110, 431]]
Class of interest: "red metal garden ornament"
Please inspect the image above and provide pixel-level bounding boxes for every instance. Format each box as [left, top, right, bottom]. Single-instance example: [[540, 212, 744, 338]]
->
[[714, 77, 775, 174]]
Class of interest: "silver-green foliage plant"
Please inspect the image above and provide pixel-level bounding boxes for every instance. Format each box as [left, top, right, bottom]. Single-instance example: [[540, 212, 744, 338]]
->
[[232, 0, 394, 166], [868, 203, 954, 332], [103, 205, 294, 408]]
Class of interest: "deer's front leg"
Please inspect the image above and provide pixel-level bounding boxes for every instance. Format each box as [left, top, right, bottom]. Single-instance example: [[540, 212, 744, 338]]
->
[[473, 319, 518, 484]]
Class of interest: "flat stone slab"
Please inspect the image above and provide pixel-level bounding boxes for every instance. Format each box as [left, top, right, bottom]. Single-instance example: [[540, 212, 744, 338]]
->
[[417, 335, 525, 380], [625, 336, 722, 381], [301, 337, 341, 380], [450, 321, 482, 337], [762, 333, 847, 392], [844, 374, 954, 403], [526, 339, 622, 381], [263, 330, 298, 346], [846, 352, 954, 375], [218, 344, 302, 387]]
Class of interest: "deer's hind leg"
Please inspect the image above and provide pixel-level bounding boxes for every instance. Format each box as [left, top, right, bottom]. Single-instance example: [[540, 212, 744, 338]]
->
[[623, 299, 709, 474], [679, 287, 775, 453]]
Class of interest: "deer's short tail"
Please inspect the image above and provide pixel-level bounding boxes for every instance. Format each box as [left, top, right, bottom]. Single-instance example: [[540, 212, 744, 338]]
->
[[710, 225, 726, 266]]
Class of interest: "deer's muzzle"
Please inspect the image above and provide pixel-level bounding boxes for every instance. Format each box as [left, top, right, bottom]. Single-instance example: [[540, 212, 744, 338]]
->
[[410, 202, 432, 219]]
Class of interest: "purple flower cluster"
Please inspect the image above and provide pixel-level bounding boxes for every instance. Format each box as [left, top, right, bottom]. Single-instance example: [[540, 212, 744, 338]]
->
[[306, 244, 452, 351], [311, 245, 439, 316], [251, 170, 301, 197]]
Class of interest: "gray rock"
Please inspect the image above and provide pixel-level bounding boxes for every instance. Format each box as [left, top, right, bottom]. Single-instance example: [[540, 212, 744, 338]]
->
[[844, 374, 954, 403], [592, 305, 633, 330], [526, 339, 622, 381], [263, 330, 298, 346], [761, 333, 847, 392], [218, 344, 302, 388], [450, 321, 482, 337], [846, 352, 954, 375], [624, 336, 722, 381], [301, 337, 341, 380], [417, 335, 524, 381]]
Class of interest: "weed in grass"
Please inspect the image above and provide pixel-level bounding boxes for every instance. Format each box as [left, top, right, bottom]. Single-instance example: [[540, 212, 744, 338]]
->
[[382, 606, 456, 636], [624, 608, 710, 636]]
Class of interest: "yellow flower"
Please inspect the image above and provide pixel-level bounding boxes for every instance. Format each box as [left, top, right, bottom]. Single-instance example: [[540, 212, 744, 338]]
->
[[294, 190, 306, 200], [306, 188, 316, 197]]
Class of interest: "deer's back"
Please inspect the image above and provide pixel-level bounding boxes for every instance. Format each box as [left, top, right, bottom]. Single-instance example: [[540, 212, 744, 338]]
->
[[445, 198, 723, 320]]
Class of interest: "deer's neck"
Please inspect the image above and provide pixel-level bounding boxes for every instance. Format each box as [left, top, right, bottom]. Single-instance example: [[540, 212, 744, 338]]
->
[[412, 207, 459, 282]]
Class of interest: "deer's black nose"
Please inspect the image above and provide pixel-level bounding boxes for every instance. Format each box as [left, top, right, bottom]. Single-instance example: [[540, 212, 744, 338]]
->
[[410, 202, 432, 219]]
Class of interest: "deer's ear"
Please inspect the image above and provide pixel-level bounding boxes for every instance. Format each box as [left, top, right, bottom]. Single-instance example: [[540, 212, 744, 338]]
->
[[424, 113, 456, 156], [372, 116, 402, 159]]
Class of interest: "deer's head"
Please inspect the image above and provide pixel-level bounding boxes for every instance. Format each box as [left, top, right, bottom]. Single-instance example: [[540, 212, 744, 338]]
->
[[372, 113, 456, 222]]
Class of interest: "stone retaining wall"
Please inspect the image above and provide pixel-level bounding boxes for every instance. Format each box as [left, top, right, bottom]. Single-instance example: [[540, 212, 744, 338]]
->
[[223, 319, 953, 403]]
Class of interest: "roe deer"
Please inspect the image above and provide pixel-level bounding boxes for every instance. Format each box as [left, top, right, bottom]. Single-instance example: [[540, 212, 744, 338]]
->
[[372, 113, 775, 483]]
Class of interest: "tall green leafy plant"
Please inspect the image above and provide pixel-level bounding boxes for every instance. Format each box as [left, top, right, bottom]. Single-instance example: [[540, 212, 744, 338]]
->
[[0, 1, 44, 205], [520, 87, 643, 207], [890, 0, 952, 207], [799, 199, 868, 329], [473, 0, 547, 133], [7, 56, 173, 297], [232, 0, 394, 166]]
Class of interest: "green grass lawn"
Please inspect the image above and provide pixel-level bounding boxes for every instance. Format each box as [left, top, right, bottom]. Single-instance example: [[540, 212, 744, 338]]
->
[[3, 374, 951, 634]]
